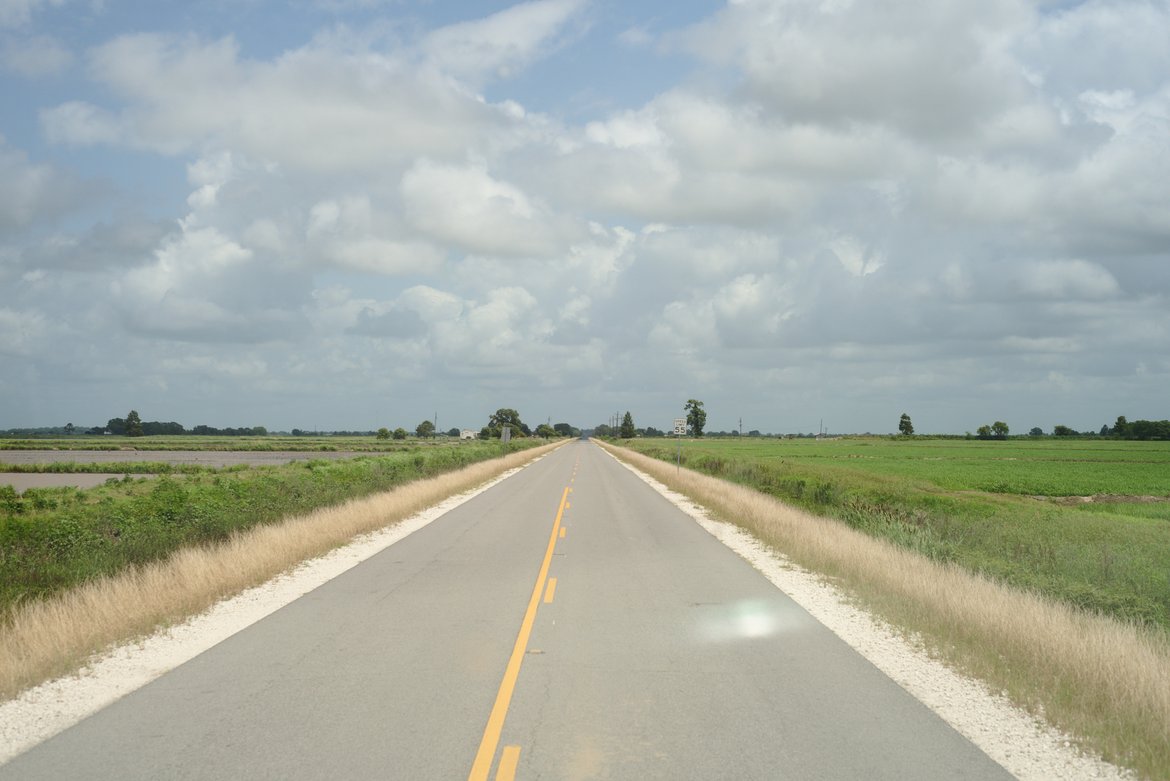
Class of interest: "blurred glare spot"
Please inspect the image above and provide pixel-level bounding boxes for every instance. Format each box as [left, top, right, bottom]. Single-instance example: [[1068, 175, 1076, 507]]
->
[[696, 599, 787, 643]]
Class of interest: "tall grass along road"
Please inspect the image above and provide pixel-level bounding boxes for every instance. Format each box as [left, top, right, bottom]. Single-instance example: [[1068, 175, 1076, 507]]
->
[[3, 442, 1012, 780]]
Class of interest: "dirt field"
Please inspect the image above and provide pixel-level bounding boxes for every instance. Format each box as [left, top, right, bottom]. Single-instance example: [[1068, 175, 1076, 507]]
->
[[1, 474, 153, 493], [0, 450, 364, 467], [0, 451, 365, 493]]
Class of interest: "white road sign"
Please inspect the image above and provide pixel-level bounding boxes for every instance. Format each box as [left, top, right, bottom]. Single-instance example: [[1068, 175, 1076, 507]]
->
[[673, 418, 687, 436]]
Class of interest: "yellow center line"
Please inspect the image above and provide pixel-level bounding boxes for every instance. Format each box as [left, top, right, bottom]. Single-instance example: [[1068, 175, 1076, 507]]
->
[[496, 746, 521, 781], [543, 577, 557, 604], [468, 486, 570, 781], [559, 527, 566, 539]]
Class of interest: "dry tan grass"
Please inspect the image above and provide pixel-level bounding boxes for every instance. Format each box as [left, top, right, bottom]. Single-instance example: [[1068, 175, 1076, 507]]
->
[[601, 442, 1170, 780], [0, 442, 561, 702]]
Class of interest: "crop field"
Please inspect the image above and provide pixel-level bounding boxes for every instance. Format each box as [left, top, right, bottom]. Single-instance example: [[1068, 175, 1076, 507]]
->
[[623, 436, 1170, 630]]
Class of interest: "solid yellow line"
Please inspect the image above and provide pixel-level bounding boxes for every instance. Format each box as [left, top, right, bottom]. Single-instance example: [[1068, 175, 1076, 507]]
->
[[496, 746, 521, 781], [468, 486, 569, 781], [544, 577, 557, 604]]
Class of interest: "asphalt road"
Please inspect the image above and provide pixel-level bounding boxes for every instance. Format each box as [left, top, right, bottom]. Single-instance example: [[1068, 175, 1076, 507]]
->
[[0, 441, 1013, 780]]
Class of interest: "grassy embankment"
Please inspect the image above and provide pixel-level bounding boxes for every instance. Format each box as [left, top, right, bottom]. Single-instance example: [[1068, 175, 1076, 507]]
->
[[606, 437, 1170, 780], [0, 439, 557, 699]]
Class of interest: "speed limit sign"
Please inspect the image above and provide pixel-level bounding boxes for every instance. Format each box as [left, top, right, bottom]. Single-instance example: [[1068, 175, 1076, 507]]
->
[[673, 418, 687, 436]]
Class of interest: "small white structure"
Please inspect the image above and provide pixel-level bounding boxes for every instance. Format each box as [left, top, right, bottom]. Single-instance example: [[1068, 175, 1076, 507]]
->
[[460, 429, 478, 440]]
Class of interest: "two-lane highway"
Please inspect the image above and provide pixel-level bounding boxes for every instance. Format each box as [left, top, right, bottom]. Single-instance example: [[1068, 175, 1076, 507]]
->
[[0, 441, 1013, 779]]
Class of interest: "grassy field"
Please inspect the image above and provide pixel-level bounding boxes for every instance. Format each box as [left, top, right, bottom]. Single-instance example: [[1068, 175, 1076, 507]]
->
[[623, 436, 1170, 630], [0, 438, 543, 615]]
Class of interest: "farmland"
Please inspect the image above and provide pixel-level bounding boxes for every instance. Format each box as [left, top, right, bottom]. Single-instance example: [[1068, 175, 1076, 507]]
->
[[622, 436, 1170, 630], [0, 437, 542, 614]]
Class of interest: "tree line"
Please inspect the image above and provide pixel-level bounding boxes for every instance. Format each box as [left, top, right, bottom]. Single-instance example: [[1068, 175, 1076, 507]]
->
[[1053, 416, 1170, 440], [98, 411, 268, 437], [26, 407, 579, 441]]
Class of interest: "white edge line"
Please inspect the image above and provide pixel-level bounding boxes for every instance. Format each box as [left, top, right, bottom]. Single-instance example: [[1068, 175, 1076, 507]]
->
[[0, 454, 546, 764]]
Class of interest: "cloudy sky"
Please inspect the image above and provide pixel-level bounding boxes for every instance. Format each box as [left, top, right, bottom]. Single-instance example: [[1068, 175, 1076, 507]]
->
[[2, 0, 1168, 435]]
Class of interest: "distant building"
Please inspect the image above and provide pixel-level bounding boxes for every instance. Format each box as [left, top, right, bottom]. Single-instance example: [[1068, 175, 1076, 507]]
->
[[460, 429, 478, 440]]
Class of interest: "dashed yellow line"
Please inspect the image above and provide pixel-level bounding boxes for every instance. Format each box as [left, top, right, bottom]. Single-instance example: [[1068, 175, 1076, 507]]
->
[[496, 746, 521, 781], [544, 577, 557, 604], [467, 486, 570, 781]]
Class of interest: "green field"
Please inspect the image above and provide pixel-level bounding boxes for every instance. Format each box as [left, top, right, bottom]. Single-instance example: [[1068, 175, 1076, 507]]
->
[[623, 436, 1170, 629]]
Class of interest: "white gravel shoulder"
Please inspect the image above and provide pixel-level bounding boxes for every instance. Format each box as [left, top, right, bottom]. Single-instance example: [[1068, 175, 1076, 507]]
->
[[610, 454, 1132, 781], [0, 460, 534, 765]]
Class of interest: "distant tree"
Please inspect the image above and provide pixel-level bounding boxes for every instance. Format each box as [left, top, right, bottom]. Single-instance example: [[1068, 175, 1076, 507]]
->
[[594, 423, 613, 437], [139, 418, 184, 436], [1053, 425, 1077, 437], [106, 417, 126, 435], [125, 410, 144, 437], [1113, 416, 1129, 437], [489, 409, 527, 436], [416, 420, 435, 438], [684, 399, 707, 437], [1029, 427, 1044, 436], [748, 430, 761, 437], [535, 423, 556, 438], [392, 427, 407, 440], [898, 413, 914, 436], [620, 411, 636, 438], [1127, 419, 1170, 440], [251, 426, 268, 436], [376, 427, 391, 440], [644, 426, 664, 437], [1100, 424, 1110, 436], [991, 421, 1009, 439], [553, 422, 573, 437], [64, 423, 75, 435], [447, 427, 460, 437], [976, 424, 992, 439]]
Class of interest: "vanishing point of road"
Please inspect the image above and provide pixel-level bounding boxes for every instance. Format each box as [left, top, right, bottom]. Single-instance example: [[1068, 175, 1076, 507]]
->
[[0, 441, 1013, 780]]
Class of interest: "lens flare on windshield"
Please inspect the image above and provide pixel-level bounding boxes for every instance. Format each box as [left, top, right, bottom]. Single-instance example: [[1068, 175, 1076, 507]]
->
[[694, 598, 789, 643]]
